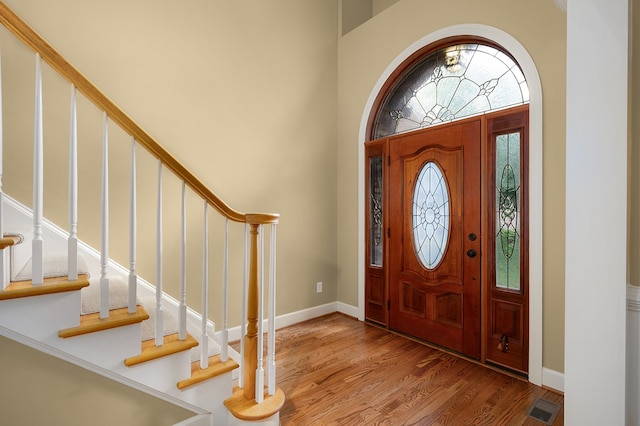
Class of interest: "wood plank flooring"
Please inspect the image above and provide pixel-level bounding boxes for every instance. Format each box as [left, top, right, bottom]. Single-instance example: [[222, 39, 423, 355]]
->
[[261, 313, 563, 425]]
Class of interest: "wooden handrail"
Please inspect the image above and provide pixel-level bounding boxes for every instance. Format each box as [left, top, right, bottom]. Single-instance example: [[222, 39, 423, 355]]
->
[[0, 1, 278, 225]]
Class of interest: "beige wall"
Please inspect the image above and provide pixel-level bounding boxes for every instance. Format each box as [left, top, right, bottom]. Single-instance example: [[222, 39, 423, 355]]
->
[[337, 0, 567, 372], [340, 0, 400, 35], [341, 0, 372, 35], [372, 0, 400, 15], [1, 0, 339, 327]]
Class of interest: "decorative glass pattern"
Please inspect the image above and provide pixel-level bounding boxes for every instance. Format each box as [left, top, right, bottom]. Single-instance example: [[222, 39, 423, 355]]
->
[[413, 161, 450, 269], [496, 132, 521, 290], [370, 156, 383, 267], [374, 44, 529, 139]]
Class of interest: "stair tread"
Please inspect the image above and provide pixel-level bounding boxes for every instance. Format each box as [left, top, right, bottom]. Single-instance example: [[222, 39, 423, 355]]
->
[[224, 386, 285, 421], [0, 234, 23, 249], [125, 332, 199, 366], [58, 305, 149, 338], [177, 354, 239, 390], [0, 274, 90, 300]]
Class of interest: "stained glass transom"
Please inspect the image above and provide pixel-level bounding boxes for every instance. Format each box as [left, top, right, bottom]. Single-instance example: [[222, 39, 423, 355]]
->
[[413, 161, 449, 269], [374, 44, 529, 139], [495, 132, 521, 290]]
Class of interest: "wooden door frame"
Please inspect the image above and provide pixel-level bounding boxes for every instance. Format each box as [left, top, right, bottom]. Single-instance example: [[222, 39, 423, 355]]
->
[[356, 24, 543, 386]]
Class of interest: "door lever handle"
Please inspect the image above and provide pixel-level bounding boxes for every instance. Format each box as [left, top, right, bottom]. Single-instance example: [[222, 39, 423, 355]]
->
[[466, 249, 477, 258]]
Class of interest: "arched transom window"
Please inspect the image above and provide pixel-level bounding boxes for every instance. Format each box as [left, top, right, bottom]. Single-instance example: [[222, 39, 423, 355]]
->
[[372, 43, 529, 140]]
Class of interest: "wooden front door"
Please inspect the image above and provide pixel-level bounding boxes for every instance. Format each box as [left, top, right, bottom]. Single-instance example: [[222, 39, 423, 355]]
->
[[388, 118, 481, 359]]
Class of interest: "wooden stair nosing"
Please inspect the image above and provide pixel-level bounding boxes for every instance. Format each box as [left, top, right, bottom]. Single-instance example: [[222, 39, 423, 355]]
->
[[58, 305, 149, 338], [124, 332, 199, 367], [224, 386, 285, 421], [0, 234, 23, 250], [177, 355, 239, 390], [0, 274, 90, 300]]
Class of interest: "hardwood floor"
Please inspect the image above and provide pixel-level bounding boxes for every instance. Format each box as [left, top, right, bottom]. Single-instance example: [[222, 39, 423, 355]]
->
[[264, 313, 563, 425]]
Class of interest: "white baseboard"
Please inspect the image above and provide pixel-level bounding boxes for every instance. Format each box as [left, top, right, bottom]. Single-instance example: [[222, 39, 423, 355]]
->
[[337, 301, 359, 318], [542, 367, 564, 393], [227, 302, 345, 343], [275, 302, 341, 329], [226, 302, 360, 343]]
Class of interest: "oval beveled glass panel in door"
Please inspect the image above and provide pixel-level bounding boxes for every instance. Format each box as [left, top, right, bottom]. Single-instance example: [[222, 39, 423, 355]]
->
[[412, 161, 450, 269]]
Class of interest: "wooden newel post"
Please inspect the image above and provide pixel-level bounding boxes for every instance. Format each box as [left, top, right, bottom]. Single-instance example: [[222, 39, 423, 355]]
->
[[243, 223, 260, 401]]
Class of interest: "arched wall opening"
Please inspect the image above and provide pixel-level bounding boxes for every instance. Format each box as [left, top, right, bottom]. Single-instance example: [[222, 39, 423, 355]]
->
[[356, 24, 543, 385]]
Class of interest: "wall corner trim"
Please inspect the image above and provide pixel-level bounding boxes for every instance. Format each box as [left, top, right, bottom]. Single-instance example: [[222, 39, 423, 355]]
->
[[554, 0, 567, 13], [542, 367, 565, 393], [628, 285, 640, 312]]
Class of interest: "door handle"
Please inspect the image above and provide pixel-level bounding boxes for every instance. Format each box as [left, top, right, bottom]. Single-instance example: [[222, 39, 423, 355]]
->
[[466, 249, 477, 258]]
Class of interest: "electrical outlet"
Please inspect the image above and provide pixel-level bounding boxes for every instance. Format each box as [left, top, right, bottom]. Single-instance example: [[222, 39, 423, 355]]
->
[[316, 282, 323, 293]]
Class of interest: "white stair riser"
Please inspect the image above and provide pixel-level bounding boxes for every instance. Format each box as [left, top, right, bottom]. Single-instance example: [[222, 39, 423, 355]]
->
[[120, 350, 193, 391], [0, 292, 81, 340], [57, 325, 144, 370], [178, 374, 234, 421]]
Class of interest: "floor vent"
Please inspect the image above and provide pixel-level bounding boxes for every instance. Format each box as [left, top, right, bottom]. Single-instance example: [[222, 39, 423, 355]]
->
[[527, 397, 561, 425]]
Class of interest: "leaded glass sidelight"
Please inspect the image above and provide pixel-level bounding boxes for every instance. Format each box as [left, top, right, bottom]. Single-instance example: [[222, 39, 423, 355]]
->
[[413, 161, 450, 269], [369, 156, 383, 267], [374, 44, 529, 139], [496, 132, 521, 290]]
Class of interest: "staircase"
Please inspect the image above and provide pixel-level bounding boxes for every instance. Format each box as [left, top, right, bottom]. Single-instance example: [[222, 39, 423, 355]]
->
[[0, 2, 284, 425]]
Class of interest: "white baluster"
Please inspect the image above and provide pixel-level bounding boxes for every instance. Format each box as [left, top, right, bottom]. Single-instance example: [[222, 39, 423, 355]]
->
[[179, 182, 187, 340], [99, 113, 109, 319], [155, 161, 164, 346], [200, 201, 209, 369], [128, 138, 137, 313], [221, 217, 229, 362], [32, 53, 43, 285], [0, 43, 5, 289], [239, 223, 249, 388], [255, 224, 265, 403], [267, 224, 277, 395], [68, 85, 78, 281]]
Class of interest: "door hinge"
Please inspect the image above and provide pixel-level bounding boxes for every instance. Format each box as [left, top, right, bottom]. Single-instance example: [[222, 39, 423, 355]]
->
[[387, 299, 391, 310], [387, 155, 391, 166], [387, 227, 390, 238]]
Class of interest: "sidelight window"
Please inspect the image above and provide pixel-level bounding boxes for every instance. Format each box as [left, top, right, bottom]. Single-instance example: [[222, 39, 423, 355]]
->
[[369, 156, 384, 267], [495, 131, 521, 290]]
